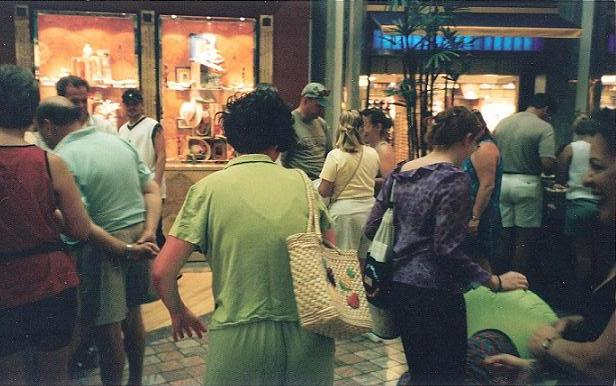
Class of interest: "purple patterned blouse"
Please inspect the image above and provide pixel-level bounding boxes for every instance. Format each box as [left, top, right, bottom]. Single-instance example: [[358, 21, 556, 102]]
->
[[364, 163, 492, 293]]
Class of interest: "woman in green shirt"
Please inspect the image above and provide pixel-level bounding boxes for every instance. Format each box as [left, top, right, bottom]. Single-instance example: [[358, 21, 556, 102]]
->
[[152, 88, 335, 385]]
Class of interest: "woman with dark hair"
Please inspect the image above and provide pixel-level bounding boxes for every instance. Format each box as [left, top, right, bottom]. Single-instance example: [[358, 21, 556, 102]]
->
[[152, 89, 335, 385], [484, 109, 615, 385], [365, 106, 528, 385], [361, 108, 396, 192], [462, 110, 503, 271]]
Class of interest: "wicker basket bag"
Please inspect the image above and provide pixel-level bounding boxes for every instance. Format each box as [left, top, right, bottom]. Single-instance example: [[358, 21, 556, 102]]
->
[[286, 170, 373, 339]]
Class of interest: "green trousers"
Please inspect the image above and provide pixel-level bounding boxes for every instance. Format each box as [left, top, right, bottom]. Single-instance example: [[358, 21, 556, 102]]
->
[[205, 320, 335, 385]]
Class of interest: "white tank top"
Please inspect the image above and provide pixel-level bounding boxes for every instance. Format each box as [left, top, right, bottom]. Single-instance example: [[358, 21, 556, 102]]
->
[[119, 116, 166, 198], [566, 140, 597, 201]]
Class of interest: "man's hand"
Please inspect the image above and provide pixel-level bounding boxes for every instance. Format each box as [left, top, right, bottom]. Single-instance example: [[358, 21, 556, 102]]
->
[[483, 354, 534, 383], [128, 242, 160, 260], [170, 305, 207, 341], [499, 271, 529, 291], [137, 229, 156, 244]]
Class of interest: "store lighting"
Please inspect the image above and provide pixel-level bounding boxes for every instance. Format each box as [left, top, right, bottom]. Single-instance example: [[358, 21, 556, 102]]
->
[[206, 16, 212, 20], [479, 83, 495, 90], [171, 15, 177, 19], [502, 82, 516, 90], [240, 17, 246, 21], [601, 75, 616, 85], [358, 75, 369, 88]]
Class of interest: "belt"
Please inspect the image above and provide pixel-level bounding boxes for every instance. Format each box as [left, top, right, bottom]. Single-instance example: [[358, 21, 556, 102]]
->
[[0, 242, 68, 260]]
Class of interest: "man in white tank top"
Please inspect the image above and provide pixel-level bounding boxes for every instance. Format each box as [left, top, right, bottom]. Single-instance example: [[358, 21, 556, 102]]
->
[[119, 89, 166, 246]]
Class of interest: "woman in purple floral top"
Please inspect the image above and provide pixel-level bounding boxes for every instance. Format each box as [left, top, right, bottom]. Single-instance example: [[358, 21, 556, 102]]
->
[[365, 107, 528, 385]]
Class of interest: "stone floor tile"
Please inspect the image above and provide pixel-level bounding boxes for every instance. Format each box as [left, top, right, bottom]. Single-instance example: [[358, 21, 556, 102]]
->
[[143, 374, 167, 385], [180, 355, 205, 367], [179, 346, 207, 357], [158, 359, 184, 372], [335, 364, 363, 378], [387, 352, 408, 364], [336, 353, 366, 365], [145, 346, 156, 356], [352, 361, 381, 374], [144, 355, 162, 366], [169, 379, 203, 386], [351, 373, 383, 385], [175, 339, 201, 349], [355, 349, 382, 360], [153, 342, 177, 353], [371, 368, 405, 382], [370, 356, 400, 368], [185, 364, 205, 378], [383, 380, 400, 386], [341, 342, 367, 352], [157, 350, 185, 362], [161, 369, 192, 382]]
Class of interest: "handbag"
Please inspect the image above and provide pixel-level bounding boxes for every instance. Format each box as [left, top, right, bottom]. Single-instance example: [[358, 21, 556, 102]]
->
[[287, 169, 373, 339], [362, 180, 400, 339]]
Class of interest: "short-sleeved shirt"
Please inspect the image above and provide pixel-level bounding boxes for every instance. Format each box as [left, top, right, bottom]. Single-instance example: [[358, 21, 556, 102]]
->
[[364, 163, 491, 293], [54, 127, 152, 233], [281, 110, 332, 180], [169, 154, 331, 330], [319, 145, 380, 200], [493, 111, 555, 175]]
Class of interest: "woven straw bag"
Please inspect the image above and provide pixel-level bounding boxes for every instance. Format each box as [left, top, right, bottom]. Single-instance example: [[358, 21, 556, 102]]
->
[[287, 170, 373, 339]]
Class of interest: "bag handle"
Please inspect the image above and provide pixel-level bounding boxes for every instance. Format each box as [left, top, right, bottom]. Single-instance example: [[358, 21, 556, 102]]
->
[[295, 169, 322, 235], [328, 147, 364, 208]]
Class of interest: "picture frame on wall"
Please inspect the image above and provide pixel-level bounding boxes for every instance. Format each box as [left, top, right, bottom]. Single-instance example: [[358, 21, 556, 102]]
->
[[175, 66, 191, 83]]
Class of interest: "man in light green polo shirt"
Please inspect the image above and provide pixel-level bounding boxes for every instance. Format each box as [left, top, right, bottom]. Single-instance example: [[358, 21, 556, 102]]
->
[[37, 96, 161, 386], [281, 82, 333, 180]]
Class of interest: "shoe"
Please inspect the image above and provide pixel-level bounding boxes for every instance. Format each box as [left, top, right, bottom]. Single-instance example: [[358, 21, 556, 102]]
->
[[364, 332, 384, 343]]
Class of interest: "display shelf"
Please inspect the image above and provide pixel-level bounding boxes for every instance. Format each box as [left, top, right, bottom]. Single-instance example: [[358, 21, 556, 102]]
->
[[35, 11, 139, 129], [160, 15, 256, 161]]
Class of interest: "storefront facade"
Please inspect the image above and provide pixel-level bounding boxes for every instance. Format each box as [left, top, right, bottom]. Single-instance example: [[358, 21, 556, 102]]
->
[[0, 0, 311, 239]]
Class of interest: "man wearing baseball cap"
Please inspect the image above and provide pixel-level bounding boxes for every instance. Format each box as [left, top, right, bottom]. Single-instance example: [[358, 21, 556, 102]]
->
[[119, 88, 166, 249], [281, 82, 332, 180]]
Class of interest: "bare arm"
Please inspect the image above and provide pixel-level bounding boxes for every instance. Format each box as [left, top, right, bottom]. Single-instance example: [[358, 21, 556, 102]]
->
[[556, 145, 572, 186], [530, 313, 616, 383], [137, 179, 162, 244], [48, 153, 90, 241], [152, 236, 206, 340], [318, 178, 335, 198], [153, 125, 166, 187], [376, 142, 395, 179], [470, 141, 499, 220]]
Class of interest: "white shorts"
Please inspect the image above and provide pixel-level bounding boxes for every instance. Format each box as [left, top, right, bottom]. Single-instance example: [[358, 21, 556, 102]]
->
[[499, 174, 543, 228]]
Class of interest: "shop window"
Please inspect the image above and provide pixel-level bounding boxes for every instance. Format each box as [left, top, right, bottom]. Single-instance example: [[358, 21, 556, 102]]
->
[[34, 11, 139, 129], [160, 15, 256, 162]]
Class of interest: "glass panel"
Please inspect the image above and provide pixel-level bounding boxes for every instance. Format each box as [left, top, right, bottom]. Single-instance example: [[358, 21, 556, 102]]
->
[[160, 16, 256, 162], [35, 11, 139, 129]]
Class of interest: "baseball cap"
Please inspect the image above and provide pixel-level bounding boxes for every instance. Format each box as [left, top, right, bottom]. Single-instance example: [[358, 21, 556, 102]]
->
[[122, 88, 144, 104], [301, 82, 329, 107]]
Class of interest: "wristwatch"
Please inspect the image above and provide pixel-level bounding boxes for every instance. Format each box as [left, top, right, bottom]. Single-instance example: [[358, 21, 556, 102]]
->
[[125, 243, 135, 258]]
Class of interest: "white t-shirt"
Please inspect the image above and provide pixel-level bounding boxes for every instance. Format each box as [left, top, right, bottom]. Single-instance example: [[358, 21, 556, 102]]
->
[[320, 145, 380, 200]]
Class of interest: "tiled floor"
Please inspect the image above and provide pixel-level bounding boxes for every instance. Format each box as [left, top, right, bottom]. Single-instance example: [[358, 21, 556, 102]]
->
[[75, 314, 408, 386]]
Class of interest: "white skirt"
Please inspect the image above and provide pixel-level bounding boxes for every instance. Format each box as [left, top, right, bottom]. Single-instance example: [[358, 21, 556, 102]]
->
[[328, 197, 376, 250]]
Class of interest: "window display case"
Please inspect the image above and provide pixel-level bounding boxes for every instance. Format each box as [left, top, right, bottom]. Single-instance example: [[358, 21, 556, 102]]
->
[[34, 11, 139, 129], [160, 15, 256, 162]]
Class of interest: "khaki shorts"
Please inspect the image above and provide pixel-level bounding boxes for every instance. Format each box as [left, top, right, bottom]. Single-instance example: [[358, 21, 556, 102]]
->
[[499, 174, 543, 228], [74, 222, 158, 326]]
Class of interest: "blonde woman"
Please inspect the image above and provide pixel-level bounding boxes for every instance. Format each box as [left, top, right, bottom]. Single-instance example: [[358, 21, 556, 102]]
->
[[318, 110, 380, 250]]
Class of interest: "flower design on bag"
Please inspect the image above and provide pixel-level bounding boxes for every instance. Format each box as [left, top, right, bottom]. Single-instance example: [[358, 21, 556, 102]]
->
[[347, 292, 360, 309]]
